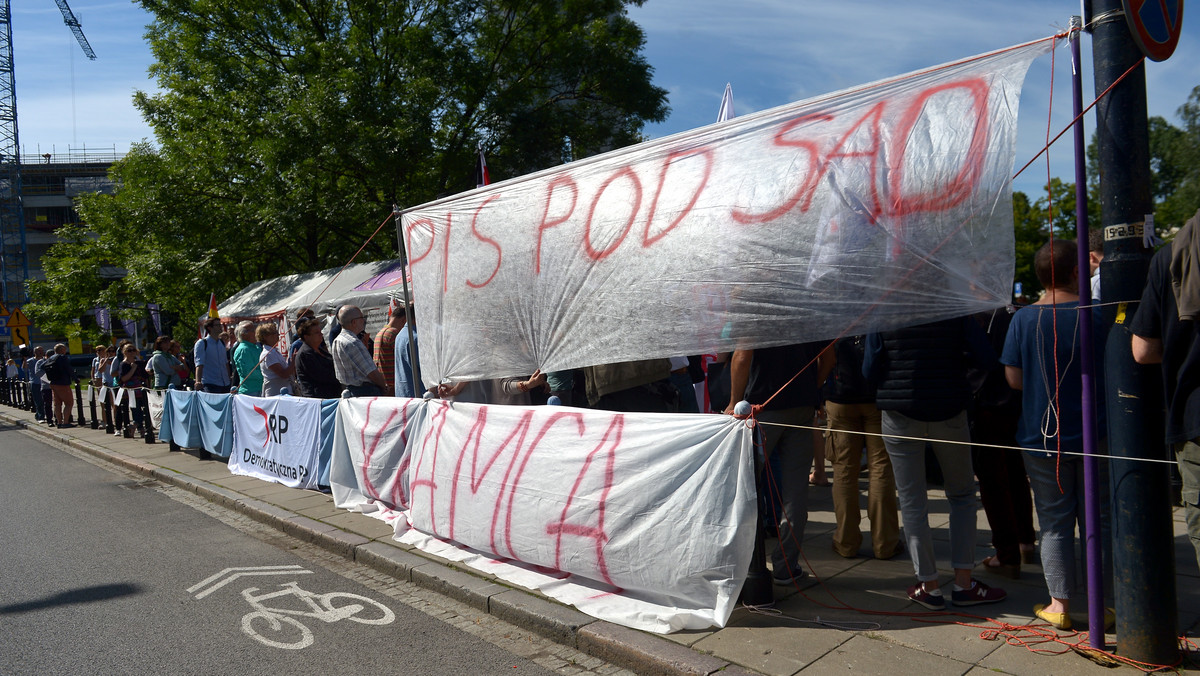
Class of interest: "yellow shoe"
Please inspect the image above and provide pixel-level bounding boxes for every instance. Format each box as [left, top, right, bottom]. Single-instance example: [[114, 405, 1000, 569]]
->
[[1034, 603, 1072, 630]]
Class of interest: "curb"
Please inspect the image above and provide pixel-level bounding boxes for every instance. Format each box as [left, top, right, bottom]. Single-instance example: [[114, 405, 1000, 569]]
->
[[1, 410, 743, 676]]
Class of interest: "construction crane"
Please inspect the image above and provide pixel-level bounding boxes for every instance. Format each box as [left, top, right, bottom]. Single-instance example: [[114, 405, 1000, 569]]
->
[[0, 0, 96, 312]]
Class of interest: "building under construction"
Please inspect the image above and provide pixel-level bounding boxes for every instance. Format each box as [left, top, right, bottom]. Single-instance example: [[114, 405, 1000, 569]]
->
[[0, 147, 118, 347]]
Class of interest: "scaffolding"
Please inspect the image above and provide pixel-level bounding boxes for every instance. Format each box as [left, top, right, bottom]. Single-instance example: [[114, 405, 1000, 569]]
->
[[0, 0, 24, 307]]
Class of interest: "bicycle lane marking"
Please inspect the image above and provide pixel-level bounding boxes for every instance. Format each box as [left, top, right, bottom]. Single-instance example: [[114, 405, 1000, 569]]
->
[[189, 566, 396, 650]]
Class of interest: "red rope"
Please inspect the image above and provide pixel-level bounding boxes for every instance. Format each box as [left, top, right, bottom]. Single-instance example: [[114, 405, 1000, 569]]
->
[[297, 210, 397, 319]]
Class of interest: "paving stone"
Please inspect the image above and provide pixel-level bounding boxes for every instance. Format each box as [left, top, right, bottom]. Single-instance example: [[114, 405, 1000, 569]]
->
[[319, 510, 396, 539], [693, 613, 852, 676], [801, 634, 972, 675], [577, 621, 729, 676]]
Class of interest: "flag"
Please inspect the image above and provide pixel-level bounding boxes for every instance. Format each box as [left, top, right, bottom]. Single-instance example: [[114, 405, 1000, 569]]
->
[[93, 306, 111, 333], [207, 292, 219, 319], [148, 303, 162, 335], [717, 82, 735, 122], [475, 148, 491, 188]]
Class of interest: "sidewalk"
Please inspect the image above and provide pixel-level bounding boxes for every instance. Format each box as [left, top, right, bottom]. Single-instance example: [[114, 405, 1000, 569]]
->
[[3, 406, 1197, 675]]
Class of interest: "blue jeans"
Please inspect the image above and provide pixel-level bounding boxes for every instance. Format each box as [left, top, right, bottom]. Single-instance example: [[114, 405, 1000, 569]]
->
[[30, 383, 45, 420], [1023, 450, 1112, 600], [881, 410, 977, 581], [1176, 438, 1200, 573]]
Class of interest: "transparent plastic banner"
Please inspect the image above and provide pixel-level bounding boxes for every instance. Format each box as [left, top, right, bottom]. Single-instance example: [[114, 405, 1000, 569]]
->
[[400, 39, 1056, 385]]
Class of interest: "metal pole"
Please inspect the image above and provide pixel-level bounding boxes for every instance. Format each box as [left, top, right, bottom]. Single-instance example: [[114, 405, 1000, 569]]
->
[[1088, 0, 1177, 662], [88, 382, 98, 428], [141, 391, 155, 444], [73, 377, 85, 425], [103, 388, 114, 434], [1069, 18, 1105, 646]]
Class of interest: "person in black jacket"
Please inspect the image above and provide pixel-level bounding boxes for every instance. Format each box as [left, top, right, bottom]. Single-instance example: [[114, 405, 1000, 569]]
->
[[294, 317, 343, 399], [863, 317, 1005, 610], [44, 343, 75, 427]]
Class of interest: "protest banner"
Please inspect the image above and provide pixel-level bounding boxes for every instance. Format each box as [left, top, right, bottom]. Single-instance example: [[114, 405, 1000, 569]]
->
[[399, 39, 1055, 386], [332, 397, 756, 633], [231, 395, 322, 489]]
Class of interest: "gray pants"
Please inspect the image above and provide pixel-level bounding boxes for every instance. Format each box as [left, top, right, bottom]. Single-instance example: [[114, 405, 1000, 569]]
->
[[1176, 438, 1200, 573], [759, 406, 815, 575], [881, 410, 977, 581], [1023, 450, 1111, 600]]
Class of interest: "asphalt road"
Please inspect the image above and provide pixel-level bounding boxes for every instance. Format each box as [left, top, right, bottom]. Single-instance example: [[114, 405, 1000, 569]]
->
[[0, 423, 560, 675]]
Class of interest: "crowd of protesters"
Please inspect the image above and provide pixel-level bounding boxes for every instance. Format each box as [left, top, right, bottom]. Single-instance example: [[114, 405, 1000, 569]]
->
[[3, 225, 1196, 627]]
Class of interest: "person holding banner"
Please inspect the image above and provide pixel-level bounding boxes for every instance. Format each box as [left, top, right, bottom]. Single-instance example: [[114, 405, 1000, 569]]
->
[[724, 342, 832, 585]]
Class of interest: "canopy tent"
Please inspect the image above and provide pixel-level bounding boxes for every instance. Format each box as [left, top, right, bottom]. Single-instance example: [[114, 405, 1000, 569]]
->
[[216, 259, 410, 339]]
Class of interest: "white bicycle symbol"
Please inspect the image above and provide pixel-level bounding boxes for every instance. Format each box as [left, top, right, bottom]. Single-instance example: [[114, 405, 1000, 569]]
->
[[239, 581, 395, 649]]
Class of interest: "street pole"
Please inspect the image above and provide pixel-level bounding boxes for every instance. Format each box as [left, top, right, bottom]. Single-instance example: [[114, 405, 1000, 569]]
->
[[393, 205, 421, 395], [1088, 0, 1177, 662], [1068, 17, 1105, 648]]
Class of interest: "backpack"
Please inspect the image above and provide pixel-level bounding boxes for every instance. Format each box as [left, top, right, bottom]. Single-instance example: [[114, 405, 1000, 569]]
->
[[43, 354, 72, 384]]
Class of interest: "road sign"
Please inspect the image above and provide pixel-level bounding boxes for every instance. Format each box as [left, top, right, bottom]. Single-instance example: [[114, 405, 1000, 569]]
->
[[1123, 0, 1184, 61], [7, 307, 30, 328], [0, 301, 8, 316], [12, 325, 29, 345]]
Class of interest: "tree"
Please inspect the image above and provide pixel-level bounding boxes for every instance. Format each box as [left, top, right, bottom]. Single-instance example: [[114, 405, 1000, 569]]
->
[[1086, 84, 1200, 235], [1011, 177, 1099, 299], [28, 0, 668, 334]]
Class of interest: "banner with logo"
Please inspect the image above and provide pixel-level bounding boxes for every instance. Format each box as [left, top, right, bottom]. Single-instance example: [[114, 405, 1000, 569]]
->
[[230, 395, 322, 489], [332, 397, 756, 633], [398, 39, 1055, 387]]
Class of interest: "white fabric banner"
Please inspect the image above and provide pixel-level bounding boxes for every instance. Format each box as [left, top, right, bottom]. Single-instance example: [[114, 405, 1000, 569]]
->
[[146, 390, 165, 431], [332, 397, 756, 633], [399, 39, 1055, 385], [330, 396, 424, 526], [230, 395, 322, 490]]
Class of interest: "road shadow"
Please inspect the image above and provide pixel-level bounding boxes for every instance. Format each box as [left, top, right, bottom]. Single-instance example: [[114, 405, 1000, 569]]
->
[[0, 583, 142, 614]]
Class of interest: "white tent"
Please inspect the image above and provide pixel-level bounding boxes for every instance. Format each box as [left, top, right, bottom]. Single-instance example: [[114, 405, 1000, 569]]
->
[[217, 259, 410, 339]]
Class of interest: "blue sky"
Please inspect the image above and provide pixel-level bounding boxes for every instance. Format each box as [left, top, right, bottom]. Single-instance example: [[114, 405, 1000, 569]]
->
[[12, 0, 1198, 198]]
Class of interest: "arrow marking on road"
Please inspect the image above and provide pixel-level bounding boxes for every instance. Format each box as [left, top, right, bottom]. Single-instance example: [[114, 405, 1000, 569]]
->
[[189, 565, 313, 599]]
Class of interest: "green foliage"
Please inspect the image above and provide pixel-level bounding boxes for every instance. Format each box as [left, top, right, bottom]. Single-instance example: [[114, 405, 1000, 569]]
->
[[1011, 178, 1099, 299], [1157, 86, 1200, 230], [1086, 85, 1200, 234], [29, 0, 667, 330]]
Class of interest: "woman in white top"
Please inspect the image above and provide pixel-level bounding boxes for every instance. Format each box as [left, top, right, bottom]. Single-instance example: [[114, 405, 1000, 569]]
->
[[257, 323, 295, 396]]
